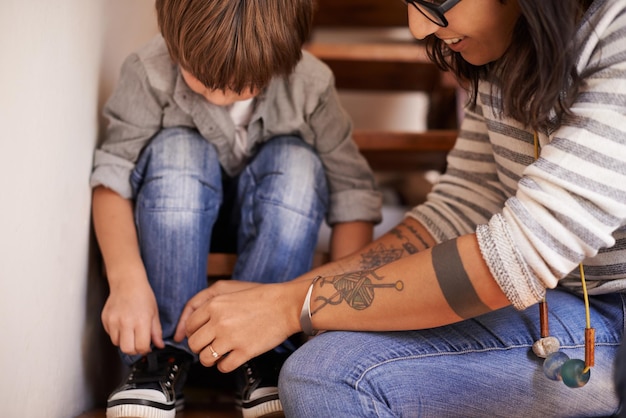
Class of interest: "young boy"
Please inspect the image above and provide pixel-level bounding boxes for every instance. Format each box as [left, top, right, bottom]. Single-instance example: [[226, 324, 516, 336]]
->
[[90, 0, 382, 417]]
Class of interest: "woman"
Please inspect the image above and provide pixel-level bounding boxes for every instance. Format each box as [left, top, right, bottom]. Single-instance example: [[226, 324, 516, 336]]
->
[[177, 0, 626, 416]]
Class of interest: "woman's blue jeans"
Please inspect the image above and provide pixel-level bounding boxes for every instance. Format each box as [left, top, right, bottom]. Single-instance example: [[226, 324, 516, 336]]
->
[[127, 127, 328, 361], [279, 290, 625, 417]]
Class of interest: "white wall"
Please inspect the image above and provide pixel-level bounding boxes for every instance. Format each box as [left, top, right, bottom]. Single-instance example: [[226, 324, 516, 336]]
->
[[0, 1, 157, 417]]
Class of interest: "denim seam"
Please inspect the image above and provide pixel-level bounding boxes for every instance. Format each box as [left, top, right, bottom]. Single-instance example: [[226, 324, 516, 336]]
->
[[353, 344, 538, 391]]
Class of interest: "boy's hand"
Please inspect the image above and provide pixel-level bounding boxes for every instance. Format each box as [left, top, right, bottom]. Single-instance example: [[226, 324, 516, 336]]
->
[[101, 276, 164, 355], [174, 279, 261, 343]]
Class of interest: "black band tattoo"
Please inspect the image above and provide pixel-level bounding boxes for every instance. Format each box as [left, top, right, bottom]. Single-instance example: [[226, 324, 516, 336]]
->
[[431, 239, 490, 319], [311, 270, 404, 315]]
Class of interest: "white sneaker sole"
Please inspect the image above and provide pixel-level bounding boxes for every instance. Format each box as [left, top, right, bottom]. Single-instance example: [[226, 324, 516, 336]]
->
[[241, 398, 284, 418], [106, 398, 183, 418]]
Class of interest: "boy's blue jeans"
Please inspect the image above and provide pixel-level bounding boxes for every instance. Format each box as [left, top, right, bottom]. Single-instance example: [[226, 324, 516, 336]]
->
[[280, 290, 625, 417], [126, 127, 328, 363]]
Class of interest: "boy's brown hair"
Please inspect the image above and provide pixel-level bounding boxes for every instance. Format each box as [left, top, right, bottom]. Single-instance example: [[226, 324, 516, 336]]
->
[[156, 0, 314, 93]]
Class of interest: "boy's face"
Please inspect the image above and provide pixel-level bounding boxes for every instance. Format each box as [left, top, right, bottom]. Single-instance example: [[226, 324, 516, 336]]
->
[[180, 68, 260, 106]]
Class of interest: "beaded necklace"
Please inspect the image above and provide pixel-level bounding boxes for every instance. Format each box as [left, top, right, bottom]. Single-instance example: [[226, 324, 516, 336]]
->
[[531, 131, 595, 388]]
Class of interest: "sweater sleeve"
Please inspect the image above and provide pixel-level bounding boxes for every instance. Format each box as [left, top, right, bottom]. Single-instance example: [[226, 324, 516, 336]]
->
[[486, 4, 626, 309], [406, 104, 508, 242], [411, 1, 626, 309]]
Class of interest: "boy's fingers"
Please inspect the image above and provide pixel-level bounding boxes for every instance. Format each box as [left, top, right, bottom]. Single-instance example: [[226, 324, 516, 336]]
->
[[152, 316, 165, 349], [109, 327, 119, 347], [119, 328, 137, 355], [135, 324, 152, 355]]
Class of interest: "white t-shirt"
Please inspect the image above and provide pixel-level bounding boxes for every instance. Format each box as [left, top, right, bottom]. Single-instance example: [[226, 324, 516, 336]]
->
[[227, 97, 255, 160]]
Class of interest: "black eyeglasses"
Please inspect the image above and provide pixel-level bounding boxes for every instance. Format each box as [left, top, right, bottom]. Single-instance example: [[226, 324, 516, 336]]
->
[[402, 0, 462, 27]]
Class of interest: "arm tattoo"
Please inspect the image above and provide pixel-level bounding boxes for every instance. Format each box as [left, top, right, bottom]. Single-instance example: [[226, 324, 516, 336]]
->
[[359, 226, 422, 270], [390, 224, 429, 256], [431, 239, 491, 319], [311, 270, 404, 315], [406, 224, 430, 249], [389, 227, 404, 240], [360, 244, 403, 269]]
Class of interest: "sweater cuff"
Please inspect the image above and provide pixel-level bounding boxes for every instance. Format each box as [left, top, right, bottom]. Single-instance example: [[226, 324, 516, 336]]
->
[[476, 215, 545, 310]]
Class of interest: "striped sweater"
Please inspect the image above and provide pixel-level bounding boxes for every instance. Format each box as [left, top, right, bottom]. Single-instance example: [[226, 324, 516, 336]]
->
[[408, 0, 626, 309]]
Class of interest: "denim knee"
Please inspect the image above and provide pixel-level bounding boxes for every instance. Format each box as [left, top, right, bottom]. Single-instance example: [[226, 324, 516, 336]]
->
[[242, 135, 329, 220], [131, 128, 223, 212], [232, 135, 329, 282]]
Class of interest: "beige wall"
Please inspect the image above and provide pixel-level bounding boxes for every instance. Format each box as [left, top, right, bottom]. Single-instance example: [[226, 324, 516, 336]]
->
[[0, 1, 157, 416]]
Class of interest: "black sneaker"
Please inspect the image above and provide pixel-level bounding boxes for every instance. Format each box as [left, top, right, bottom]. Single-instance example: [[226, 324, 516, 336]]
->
[[236, 350, 290, 418], [106, 346, 193, 418]]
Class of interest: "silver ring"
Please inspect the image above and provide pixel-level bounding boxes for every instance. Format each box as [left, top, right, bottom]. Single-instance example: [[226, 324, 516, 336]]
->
[[208, 344, 219, 358]]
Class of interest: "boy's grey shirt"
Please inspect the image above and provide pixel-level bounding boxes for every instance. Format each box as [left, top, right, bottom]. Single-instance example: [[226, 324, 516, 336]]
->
[[90, 35, 382, 225]]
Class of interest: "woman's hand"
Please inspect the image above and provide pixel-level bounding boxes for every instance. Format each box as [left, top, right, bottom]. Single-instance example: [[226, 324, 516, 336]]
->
[[184, 280, 306, 372], [174, 279, 261, 343]]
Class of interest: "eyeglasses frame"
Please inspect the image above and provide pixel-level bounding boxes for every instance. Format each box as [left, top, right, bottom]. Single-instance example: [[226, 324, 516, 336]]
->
[[405, 0, 462, 27]]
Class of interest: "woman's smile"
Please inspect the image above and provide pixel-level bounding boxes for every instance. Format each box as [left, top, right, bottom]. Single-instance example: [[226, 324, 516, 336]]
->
[[408, 0, 521, 66]]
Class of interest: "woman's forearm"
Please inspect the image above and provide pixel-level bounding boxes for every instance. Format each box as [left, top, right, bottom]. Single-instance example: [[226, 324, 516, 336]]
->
[[303, 233, 510, 333], [305, 217, 437, 279]]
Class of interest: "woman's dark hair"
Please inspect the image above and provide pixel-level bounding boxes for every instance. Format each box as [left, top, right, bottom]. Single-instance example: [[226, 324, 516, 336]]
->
[[156, 0, 314, 93], [427, 0, 591, 131]]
